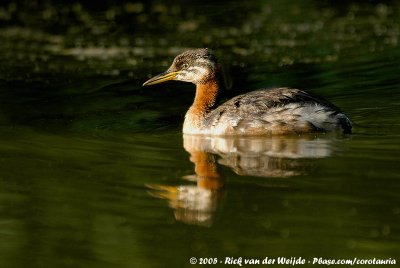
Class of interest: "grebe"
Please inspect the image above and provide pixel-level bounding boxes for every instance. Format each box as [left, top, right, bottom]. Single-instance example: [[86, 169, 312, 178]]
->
[[143, 48, 352, 135]]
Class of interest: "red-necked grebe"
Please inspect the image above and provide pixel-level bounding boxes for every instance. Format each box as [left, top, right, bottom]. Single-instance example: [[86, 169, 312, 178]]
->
[[143, 48, 352, 135]]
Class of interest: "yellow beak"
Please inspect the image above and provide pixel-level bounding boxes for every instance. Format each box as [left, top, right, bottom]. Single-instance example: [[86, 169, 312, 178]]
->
[[142, 71, 181, 86]]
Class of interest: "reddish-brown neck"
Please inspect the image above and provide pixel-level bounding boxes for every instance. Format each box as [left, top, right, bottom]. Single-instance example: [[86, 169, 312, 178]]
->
[[191, 79, 220, 114], [184, 70, 223, 134]]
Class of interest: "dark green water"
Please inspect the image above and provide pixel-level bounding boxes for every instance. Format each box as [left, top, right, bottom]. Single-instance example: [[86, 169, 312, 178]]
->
[[0, 1, 399, 267]]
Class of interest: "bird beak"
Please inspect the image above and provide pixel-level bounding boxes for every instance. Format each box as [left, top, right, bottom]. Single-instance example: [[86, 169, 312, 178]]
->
[[142, 70, 181, 86]]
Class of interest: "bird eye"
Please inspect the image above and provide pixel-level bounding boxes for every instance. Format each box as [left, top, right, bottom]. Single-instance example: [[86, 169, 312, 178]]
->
[[182, 63, 188, 69]]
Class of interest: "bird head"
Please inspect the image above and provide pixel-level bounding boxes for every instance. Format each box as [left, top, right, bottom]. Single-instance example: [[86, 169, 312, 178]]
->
[[143, 48, 219, 86]]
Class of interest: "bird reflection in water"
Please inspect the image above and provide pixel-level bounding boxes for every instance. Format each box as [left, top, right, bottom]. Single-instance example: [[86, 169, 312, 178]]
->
[[147, 134, 337, 226], [147, 142, 223, 226]]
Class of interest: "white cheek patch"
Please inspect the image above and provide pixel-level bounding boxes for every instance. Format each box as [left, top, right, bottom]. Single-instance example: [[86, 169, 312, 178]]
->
[[177, 66, 209, 83], [176, 71, 189, 81], [188, 66, 208, 76]]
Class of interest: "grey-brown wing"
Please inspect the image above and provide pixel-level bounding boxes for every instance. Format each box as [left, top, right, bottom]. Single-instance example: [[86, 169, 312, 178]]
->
[[204, 88, 351, 133]]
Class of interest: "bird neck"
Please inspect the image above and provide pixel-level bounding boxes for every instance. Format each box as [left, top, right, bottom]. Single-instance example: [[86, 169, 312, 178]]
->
[[183, 72, 224, 134], [191, 79, 222, 115]]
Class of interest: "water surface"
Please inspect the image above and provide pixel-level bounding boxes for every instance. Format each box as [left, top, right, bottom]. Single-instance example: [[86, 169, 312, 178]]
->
[[0, 1, 399, 267]]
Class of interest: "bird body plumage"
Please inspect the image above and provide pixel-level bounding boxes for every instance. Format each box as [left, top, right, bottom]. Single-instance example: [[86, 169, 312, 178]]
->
[[143, 49, 352, 136]]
